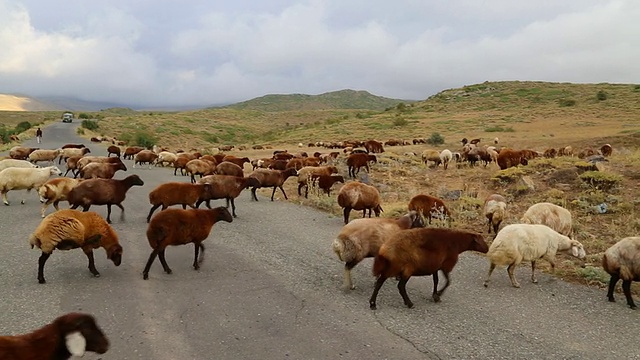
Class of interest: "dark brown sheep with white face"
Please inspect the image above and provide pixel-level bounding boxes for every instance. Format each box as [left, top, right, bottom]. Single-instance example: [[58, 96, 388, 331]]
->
[[143, 206, 233, 279], [0, 312, 109, 359], [369, 228, 488, 309], [197, 175, 260, 217], [146, 182, 214, 223], [67, 174, 144, 223], [247, 168, 298, 201], [346, 153, 377, 178], [215, 161, 244, 177], [337, 181, 382, 224]]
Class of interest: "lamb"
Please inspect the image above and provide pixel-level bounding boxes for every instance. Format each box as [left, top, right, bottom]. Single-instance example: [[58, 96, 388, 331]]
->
[[146, 182, 214, 222], [407, 194, 452, 224], [346, 153, 377, 178], [133, 150, 158, 168], [9, 146, 38, 160], [197, 175, 260, 217], [0, 159, 38, 172], [483, 194, 507, 234], [520, 202, 573, 237], [106, 145, 121, 158], [28, 209, 123, 283], [602, 237, 640, 309], [0, 312, 109, 359], [247, 168, 298, 201], [28, 149, 62, 164], [332, 210, 424, 289], [58, 147, 91, 164], [336, 181, 383, 224], [80, 161, 127, 179], [185, 159, 216, 183], [369, 228, 488, 309], [483, 223, 586, 288], [67, 174, 144, 223], [0, 166, 62, 205], [142, 206, 233, 279], [38, 177, 82, 218], [297, 165, 338, 198], [215, 161, 245, 177], [76, 156, 124, 174], [315, 174, 344, 196], [173, 156, 190, 176]]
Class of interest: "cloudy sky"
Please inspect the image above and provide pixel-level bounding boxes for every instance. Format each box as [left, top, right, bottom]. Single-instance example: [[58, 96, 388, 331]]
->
[[0, 0, 638, 108]]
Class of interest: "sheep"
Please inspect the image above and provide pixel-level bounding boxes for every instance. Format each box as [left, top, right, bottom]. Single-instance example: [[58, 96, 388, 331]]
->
[[133, 150, 158, 168], [332, 210, 424, 289], [543, 148, 557, 158], [28, 209, 123, 283], [484, 194, 507, 234], [247, 168, 298, 201], [346, 153, 377, 178], [157, 151, 178, 167], [0, 312, 109, 359], [483, 223, 586, 288], [107, 145, 121, 158], [28, 149, 61, 164], [297, 165, 338, 198], [336, 181, 382, 224], [439, 149, 453, 170], [146, 182, 214, 223], [364, 140, 384, 153], [61, 143, 86, 149], [58, 147, 91, 164], [76, 156, 124, 173], [497, 149, 529, 170], [603, 237, 640, 309], [268, 159, 288, 170], [0, 166, 62, 205], [9, 146, 38, 160], [520, 202, 573, 237], [421, 150, 442, 168], [221, 155, 250, 168], [63, 156, 83, 177], [143, 206, 233, 279], [407, 194, 452, 224], [0, 159, 38, 172], [197, 175, 261, 217], [215, 161, 244, 177], [314, 174, 344, 196], [186, 159, 216, 183], [369, 228, 488, 309], [80, 161, 127, 179], [558, 146, 573, 157], [600, 144, 613, 157], [123, 146, 144, 160], [67, 174, 144, 223], [173, 156, 190, 176], [38, 177, 82, 218]]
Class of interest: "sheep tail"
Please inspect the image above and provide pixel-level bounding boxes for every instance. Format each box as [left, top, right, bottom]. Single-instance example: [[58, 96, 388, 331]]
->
[[331, 238, 346, 261], [28, 233, 40, 249], [372, 253, 390, 277], [332, 236, 359, 263]]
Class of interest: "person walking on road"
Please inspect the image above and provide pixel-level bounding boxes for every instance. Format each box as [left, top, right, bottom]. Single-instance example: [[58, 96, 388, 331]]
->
[[36, 127, 43, 143]]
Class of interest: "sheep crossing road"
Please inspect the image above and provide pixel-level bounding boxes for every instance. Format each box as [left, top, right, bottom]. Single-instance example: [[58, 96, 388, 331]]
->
[[0, 121, 638, 359]]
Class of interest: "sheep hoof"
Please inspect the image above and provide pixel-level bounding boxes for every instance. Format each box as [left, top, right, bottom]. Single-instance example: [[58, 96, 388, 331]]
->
[[532, 279, 538, 284], [608, 297, 615, 303], [483, 281, 489, 287], [3, 202, 8, 206], [38, 278, 46, 284], [432, 295, 440, 303], [143, 273, 149, 280], [21, 200, 25, 204], [629, 304, 637, 309], [406, 302, 414, 308], [512, 283, 521, 288], [369, 303, 377, 310]]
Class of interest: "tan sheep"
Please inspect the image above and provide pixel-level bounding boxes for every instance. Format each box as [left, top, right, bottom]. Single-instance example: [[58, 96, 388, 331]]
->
[[28, 149, 62, 164], [520, 202, 573, 237], [483, 194, 507, 234], [603, 237, 640, 309], [336, 181, 382, 224], [297, 165, 338, 198], [421, 149, 442, 168], [37, 177, 82, 218]]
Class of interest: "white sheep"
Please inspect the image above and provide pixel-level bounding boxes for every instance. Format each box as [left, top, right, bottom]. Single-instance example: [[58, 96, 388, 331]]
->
[[421, 149, 441, 167], [28, 149, 61, 164], [331, 210, 424, 289], [156, 151, 178, 167], [520, 202, 573, 237], [0, 166, 62, 205], [483, 223, 586, 288], [0, 159, 38, 172], [58, 147, 91, 164], [603, 237, 640, 309], [38, 177, 82, 217], [483, 194, 507, 234], [439, 149, 453, 170]]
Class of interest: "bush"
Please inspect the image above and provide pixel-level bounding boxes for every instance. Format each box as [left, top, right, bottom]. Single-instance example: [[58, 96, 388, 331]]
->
[[122, 131, 158, 148], [426, 132, 445, 145], [81, 120, 99, 131], [0, 125, 13, 143], [393, 117, 408, 127], [485, 125, 515, 132], [596, 90, 607, 101], [558, 99, 576, 107], [579, 171, 622, 191], [78, 113, 91, 119], [15, 121, 32, 133], [76, 127, 85, 135]]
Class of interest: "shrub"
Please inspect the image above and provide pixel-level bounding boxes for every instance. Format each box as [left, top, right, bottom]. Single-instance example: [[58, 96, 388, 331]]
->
[[579, 171, 622, 191], [126, 131, 158, 148], [76, 127, 85, 135], [78, 113, 91, 119], [485, 125, 515, 132], [596, 90, 607, 101], [81, 120, 99, 131], [0, 125, 13, 143], [426, 132, 445, 145], [558, 99, 576, 107], [15, 121, 32, 133], [392, 117, 408, 127]]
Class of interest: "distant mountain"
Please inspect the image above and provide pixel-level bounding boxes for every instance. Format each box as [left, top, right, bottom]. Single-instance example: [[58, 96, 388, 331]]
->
[[0, 94, 65, 111], [221, 89, 410, 111]]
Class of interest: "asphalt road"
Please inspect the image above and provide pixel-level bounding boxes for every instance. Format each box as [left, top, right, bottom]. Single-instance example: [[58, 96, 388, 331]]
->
[[0, 121, 638, 360]]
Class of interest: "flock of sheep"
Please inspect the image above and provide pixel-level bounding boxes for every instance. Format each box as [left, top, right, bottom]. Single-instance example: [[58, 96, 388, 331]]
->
[[0, 135, 638, 358]]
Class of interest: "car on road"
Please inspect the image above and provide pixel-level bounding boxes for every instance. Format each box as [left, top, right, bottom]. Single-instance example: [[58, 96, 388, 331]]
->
[[62, 112, 74, 123]]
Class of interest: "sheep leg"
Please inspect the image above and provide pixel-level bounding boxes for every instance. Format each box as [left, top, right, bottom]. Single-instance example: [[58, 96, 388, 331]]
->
[[483, 263, 496, 287], [84, 250, 100, 277], [436, 271, 451, 299], [397, 277, 414, 308], [143, 249, 159, 279], [369, 276, 388, 310], [37, 252, 51, 284], [507, 263, 520, 288], [40, 203, 48, 218], [115, 203, 125, 221], [432, 272, 441, 302], [228, 198, 237, 217], [622, 280, 637, 309], [607, 274, 619, 302], [251, 187, 259, 201], [193, 243, 205, 270], [147, 204, 161, 223], [53, 200, 60, 211], [531, 261, 538, 283], [343, 207, 351, 224], [278, 186, 288, 200], [486, 215, 493, 233], [297, 183, 304, 196], [2, 191, 9, 206], [158, 249, 172, 274], [344, 261, 359, 290]]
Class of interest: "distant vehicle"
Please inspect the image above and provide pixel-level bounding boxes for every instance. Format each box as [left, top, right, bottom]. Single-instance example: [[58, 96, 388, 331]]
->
[[62, 112, 74, 123]]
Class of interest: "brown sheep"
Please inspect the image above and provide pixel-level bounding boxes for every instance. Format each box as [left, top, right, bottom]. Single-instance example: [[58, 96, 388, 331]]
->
[[142, 207, 233, 279], [9, 146, 39, 160], [123, 146, 145, 160], [147, 182, 214, 222], [64, 156, 83, 177], [369, 228, 488, 309], [364, 140, 384, 153], [247, 168, 298, 201], [268, 159, 288, 170], [543, 148, 557, 158], [221, 155, 250, 168], [273, 152, 294, 161], [61, 143, 86, 149], [216, 161, 244, 177], [296, 165, 339, 198], [199, 155, 218, 165], [107, 145, 121, 158], [315, 174, 344, 196], [68, 174, 144, 223], [28, 209, 123, 283], [133, 150, 158, 168], [346, 153, 377, 178], [578, 148, 597, 159], [197, 175, 261, 217], [76, 156, 125, 174], [80, 161, 127, 179], [0, 312, 109, 359], [408, 194, 452, 224], [558, 146, 573, 156], [186, 159, 216, 183], [173, 157, 190, 176], [286, 158, 306, 170], [600, 144, 613, 157], [497, 149, 529, 170], [337, 181, 382, 224], [58, 147, 91, 164]]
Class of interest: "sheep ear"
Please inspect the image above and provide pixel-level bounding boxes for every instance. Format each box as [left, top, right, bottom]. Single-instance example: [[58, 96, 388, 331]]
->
[[65, 331, 86, 356]]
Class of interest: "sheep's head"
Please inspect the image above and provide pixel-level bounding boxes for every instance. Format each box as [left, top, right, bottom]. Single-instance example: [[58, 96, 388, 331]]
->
[[471, 233, 489, 253], [107, 244, 123, 266], [570, 240, 587, 260], [55, 313, 109, 356], [214, 206, 234, 223], [49, 166, 62, 176]]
